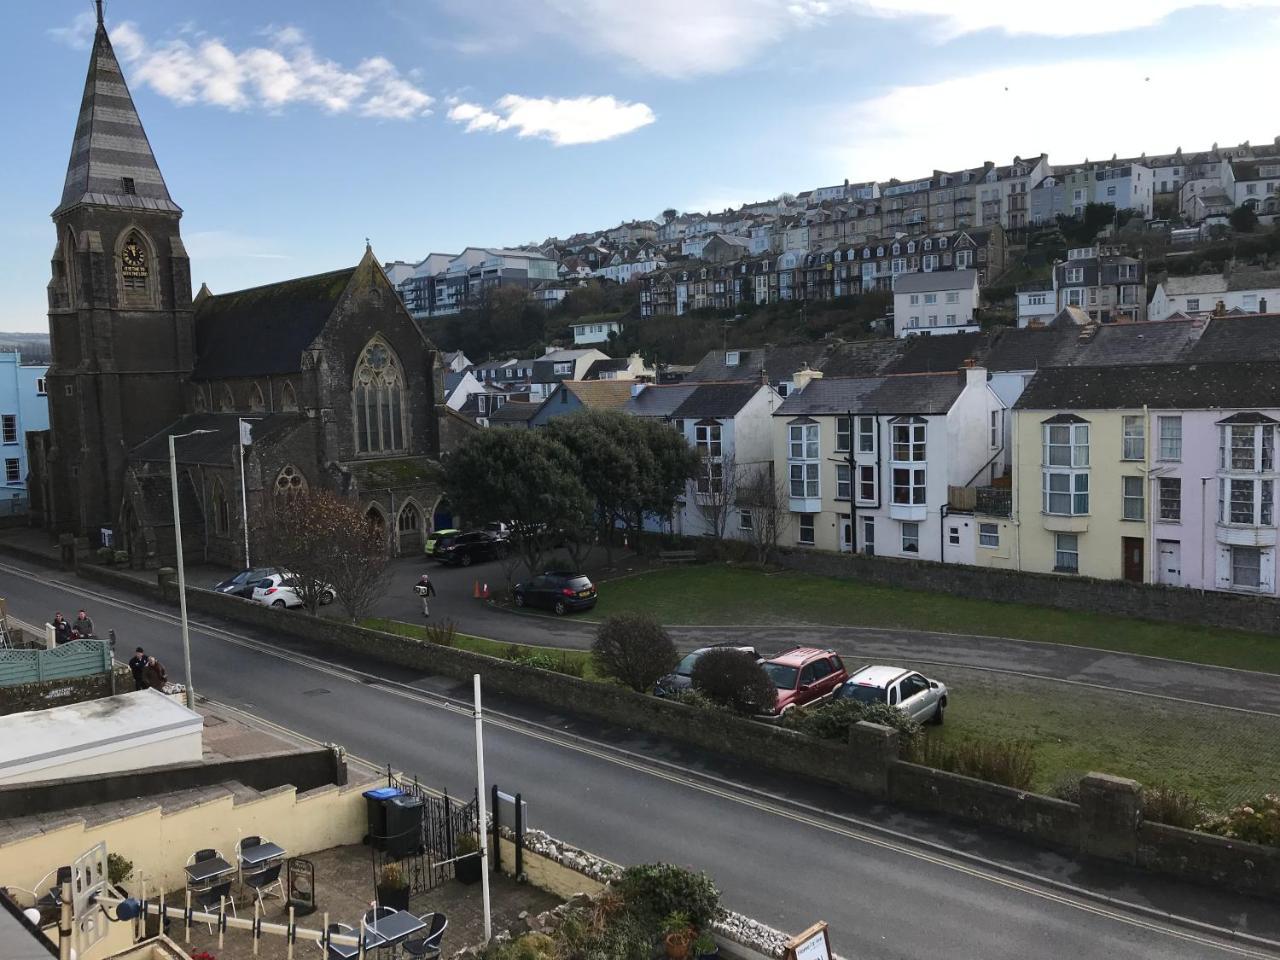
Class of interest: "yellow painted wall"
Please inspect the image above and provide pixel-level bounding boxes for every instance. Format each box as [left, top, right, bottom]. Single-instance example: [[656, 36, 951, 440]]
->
[[0, 779, 377, 907], [494, 835, 605, 900], [771, 410, 845, 552], [970, 516, 1018, 569], [1013, 408, 1150, 579]]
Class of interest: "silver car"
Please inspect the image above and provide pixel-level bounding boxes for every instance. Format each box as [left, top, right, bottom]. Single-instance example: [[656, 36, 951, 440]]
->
[[837, 664, 948, 724]]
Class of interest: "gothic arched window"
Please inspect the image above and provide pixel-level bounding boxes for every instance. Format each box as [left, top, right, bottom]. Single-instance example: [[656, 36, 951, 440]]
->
[[274, 465, 307, 502], [249, 383, 266, 412], [216, 385, 234, 412], [211, 480, 229, 535], [281, 381, 298, 412], [353, 339, 407, 455], [120, 231, 149, 292]]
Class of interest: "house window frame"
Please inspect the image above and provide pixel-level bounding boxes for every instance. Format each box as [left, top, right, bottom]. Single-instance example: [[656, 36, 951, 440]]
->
[[1122, 415, 1145, 461], [1122, 475, 1145, 521], [0, 415, 16, 445], [3, 458, 19, 484], [979, 522, 999, 548], [1158, 477, 1181, 521], [901, 521, 920, 553], [1158, 416, 1182, 461], [1231, 546, 1262, 589], [797, 513, 816, 545], [788, 422, 820, 498], [1054, 533, 1080, 573]]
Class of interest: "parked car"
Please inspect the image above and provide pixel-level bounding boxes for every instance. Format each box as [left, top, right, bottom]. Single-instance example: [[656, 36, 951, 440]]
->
[[251, 573, 336, 609], [758, 647, 848, 718], [654, 644, 762, 697], [433, 530, 507, 566], [839, 665, 948, 724], [424, 528, 460, 556], [512, 572, 597, 615], [483, 521, 511, 542], [212, 567, 277, 598]]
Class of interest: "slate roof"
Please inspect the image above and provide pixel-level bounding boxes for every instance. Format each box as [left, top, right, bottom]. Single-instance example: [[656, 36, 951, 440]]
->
[[583, 358, 630, 380], [776, 372, 966, 417], [889, 332, 988, 374], [563, 380, 635, 409], [1186, 314, 1280, 363], [1016, 361, 1280, 410], [57, 19, 180, 216], [816, 339, 905, 378], [1162, 274, 1229, 296], [192, 267, 355, 379], [686, 343, 830, 383], [487, 401, 541, 423], [892, 270, 978, 294], [624, 384, 698, 417], [670, 383, 765, 420], [129, 413, 303, 466], [983, 319, 1208, 371]]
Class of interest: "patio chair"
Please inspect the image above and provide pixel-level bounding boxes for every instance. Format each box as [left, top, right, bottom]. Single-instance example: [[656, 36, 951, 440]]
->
[[319, 921, 355, 959], [243, 861, 285, 909], [401, 913, 447, 959], [363, 905, 397, 927], [193, 879, 236, 934], [185, 849, 225, 894]]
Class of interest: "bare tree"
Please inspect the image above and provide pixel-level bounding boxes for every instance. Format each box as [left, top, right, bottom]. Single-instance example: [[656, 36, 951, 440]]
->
[[693, 453, 739, 541], [738, 466, 788, 565], [258, 491, 389, 621]]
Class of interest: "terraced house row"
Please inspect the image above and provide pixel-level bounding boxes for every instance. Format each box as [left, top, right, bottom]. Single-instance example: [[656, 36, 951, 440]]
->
[[648, 312, 1280, 595]]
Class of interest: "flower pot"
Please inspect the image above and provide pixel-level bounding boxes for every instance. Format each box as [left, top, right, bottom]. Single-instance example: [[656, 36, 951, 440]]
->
[[454, 852, 482, 886], [664, 933, 691, 960], [696, 945, 720, 959], [376, 884, 410, 912]]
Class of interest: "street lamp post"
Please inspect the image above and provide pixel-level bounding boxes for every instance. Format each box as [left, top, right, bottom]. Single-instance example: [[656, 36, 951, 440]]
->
[[169, 428, 216, 710]]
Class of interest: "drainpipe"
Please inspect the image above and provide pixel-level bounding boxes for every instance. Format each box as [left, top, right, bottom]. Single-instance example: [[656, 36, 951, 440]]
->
[[1013, 410, 1023, 572], [939, 504, 949, 562], [1144, 403, 1153, 584], [846, 408, 857, 553]]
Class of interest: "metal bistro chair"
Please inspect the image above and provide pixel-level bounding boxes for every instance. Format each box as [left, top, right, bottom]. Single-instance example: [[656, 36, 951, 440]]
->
[[185, 848, 225, 890], [193, 879, 237, 935], [363, 906, 398, 956], [319, 921, 358, 960], [401, 912, 447, 960], [237, 836, 285, 909]]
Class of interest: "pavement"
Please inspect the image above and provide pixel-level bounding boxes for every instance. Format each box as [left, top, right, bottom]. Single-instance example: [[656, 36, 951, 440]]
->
[[0, 550, 1277, 959]]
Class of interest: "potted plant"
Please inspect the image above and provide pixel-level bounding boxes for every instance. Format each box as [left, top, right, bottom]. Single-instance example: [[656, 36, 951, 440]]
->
[[662, 911, 694, 960], [375, 863, 410, 912], [453, 832, 482, 886], [107, 853, 133, 894], [692, 931, 719, 959]]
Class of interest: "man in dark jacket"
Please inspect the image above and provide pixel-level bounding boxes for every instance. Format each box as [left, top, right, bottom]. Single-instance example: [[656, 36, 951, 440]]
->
[[129, 647, 148, 691], [74, 609, 94, 638], [52, 613, 71, 645], [142, 655, 168, 691]]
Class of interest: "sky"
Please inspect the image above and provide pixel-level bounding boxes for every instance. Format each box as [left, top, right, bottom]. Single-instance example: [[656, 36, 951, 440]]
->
[[2, 0, 1279, 331]]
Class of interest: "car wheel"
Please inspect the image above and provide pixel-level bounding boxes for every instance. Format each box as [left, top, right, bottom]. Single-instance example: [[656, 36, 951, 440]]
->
[[319, 590, 335, 605], [272, 599, 287, 609], [461, 553, 473, 567], [553, 599, 567, 616], [514, 593, 526, 608], [931, 702, 945, 725]]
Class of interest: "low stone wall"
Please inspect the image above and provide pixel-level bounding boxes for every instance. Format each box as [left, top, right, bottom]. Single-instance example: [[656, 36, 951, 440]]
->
[[1138, 821, 1280, 900], [0, 664, 130, 715], [777, 546, 1280, 636]]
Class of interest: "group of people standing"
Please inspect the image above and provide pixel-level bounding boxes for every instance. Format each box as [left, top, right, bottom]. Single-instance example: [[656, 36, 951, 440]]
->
[[51, 609, 94, 644], [52, 608, 169, 693]]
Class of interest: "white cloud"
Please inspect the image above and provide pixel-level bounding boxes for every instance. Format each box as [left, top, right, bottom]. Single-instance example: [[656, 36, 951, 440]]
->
[[57, 17, 434, 120], [455, 0, 1280, 77], [48, 11, 96, 50], [448, 95, 655, 145], [827, 38, 1280, 179]]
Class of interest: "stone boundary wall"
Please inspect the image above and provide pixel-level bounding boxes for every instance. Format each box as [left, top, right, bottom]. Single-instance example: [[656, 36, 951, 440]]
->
[[776, 546, 1280, 635], [4, 545, 1277, 901], [0, 664, 130, 715]]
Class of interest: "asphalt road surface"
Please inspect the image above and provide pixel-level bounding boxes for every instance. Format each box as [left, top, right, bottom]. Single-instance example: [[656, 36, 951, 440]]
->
[[3, 556, 1279, 960]]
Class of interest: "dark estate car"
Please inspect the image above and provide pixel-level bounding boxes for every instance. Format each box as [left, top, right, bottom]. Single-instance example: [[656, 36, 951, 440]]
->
[[212, 567, 277, 598], [654, 644, 762, 697], [432, 530, 507, 566], [513, 572, 597, 615]]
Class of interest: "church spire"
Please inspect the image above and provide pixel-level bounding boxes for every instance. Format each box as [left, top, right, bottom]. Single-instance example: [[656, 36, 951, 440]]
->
[[55, 11, 180, 216]]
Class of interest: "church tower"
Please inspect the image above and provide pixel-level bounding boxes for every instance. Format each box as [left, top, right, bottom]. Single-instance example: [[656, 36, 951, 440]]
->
[[44, 2, 194, 540]]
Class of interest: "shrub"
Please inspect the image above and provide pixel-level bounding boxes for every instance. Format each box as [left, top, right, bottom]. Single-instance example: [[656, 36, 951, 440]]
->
[[1198, 793, 1280, 846], [591, 614, 678, 693], [483, 932, 557, 960], [503, 646, 586, 678], [1142, 783, 1206, 829], [906, 736, 1036, 790], [616, 863, 720, 929], [1049, 774, 1083, 804], [96, 546, 114, 565], [107, 852, 133, 886], [783, 699, 922, 753], [671, 689, 728, 713], [423, 620, 456, 647], [690, 649, 776, 715]]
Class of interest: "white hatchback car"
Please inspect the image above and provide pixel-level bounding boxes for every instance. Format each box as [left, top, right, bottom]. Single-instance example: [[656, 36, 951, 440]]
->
[[250, 573, 335, 609], [837, 665, 948, 724]]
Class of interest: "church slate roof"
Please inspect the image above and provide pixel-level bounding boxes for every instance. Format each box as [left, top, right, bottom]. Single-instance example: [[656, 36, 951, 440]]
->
[[129, 413, 304, 466], [56, 17, 180, 216], [1014, 361, 1280, 410], [192, 268, 356, 379]]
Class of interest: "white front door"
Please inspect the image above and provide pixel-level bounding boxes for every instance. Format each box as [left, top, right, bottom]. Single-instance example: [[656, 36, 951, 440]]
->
[[839, 516, 853, 553], [1157, 539, 1182, 587]]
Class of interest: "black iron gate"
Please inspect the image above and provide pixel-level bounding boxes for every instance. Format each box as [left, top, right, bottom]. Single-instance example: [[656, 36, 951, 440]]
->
[[371, 770, 479, 896]]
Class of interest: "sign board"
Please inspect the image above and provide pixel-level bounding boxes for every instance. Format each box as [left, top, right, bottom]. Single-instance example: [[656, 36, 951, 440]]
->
[[784, 921, 831, 960], [72, 841, 109, 953], [100, 527, 114, 548]]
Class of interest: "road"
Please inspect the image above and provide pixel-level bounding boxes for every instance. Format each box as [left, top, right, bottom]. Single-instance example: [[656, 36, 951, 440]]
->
[[2, 555, 1278, 960], [375, 555, 1280, 716]]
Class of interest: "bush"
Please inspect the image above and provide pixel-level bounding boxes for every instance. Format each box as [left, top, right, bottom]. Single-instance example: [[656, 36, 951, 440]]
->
[[783, 699, 922, 753], [96, 546, 114, 565], [616, 863, 720, 929], [690, 648, 776, 715], [1142, 783, 1207, 829], [482, 932, 558, 960], [1049, 774, 1083, 804], [905, 736, 1036, 790], [423, 620, 456, 647], [591, 614, 678, 693], [504, 647, 587, 679], [107, 852, 133, 886], [671, 689, 729, 713], [1198, 793, 1280, 846]]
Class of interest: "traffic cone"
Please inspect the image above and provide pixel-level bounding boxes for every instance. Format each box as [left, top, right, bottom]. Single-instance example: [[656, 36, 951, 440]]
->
[[473, 580, 481, 599]]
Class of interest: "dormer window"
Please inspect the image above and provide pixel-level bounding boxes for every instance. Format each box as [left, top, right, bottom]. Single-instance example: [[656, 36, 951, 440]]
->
[[939, 238, 948, 249], [891, 243, 900, 255], [121, 177, 136, 195], [725, 351, 740, 366], [924, 239, 932, 250], [907, 242, 915, 254]]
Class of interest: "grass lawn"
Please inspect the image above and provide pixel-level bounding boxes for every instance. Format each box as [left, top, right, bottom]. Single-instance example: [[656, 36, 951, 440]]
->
[[363, 618, 604, 681], [592, 565, 1280, 675], [935, 665, 1278, 809]]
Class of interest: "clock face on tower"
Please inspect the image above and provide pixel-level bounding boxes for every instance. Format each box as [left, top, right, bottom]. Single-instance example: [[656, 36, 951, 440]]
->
[[121, 238, 147, 279]]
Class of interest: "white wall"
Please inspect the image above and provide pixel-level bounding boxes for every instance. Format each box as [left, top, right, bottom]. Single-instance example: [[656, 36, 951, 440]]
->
[[893, 279, 979, 338], [1151, 285, 1280, 321]]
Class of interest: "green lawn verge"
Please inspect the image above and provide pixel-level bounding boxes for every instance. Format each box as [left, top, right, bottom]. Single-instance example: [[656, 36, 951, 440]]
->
[[936, 665, 1277, 809], [592, 565, 1280, 675], [363, 618, 604, 681]]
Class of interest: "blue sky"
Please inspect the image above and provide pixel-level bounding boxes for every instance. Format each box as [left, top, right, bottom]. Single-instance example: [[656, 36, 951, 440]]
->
[[2, 0, 1279, 330]]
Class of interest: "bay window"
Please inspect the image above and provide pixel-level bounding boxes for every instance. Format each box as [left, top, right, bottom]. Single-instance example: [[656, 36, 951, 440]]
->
[[1220, 478, 1274, 525], [788, 421, 820, 499], [891, 417, 926, 462], [1042, 419, 1090, 515], [892, 468, 926, 505], [1221, 422, 1275, 471]]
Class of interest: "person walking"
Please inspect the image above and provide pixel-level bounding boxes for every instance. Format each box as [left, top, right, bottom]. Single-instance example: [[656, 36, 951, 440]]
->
[[414, 573, 436, 617], [52, 612, 71, 645], [129, 647, 149, 691], [74, 609, 94, 638], [142, 655, 168, 691]]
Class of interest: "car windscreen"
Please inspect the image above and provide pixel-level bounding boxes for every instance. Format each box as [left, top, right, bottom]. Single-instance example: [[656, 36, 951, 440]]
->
[[566, 576, 592, 590], [675, 652, 700, 677], [762, 663, 799, 690], [840, 682, 887, 704]]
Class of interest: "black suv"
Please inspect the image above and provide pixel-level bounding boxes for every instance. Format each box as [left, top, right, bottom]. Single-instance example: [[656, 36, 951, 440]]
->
[[433, 530, 506, 566], [513, 572, 597, 615]]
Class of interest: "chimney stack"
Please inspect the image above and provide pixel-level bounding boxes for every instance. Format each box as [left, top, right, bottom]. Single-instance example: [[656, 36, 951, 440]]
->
[[792, 366, 824, 393]]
